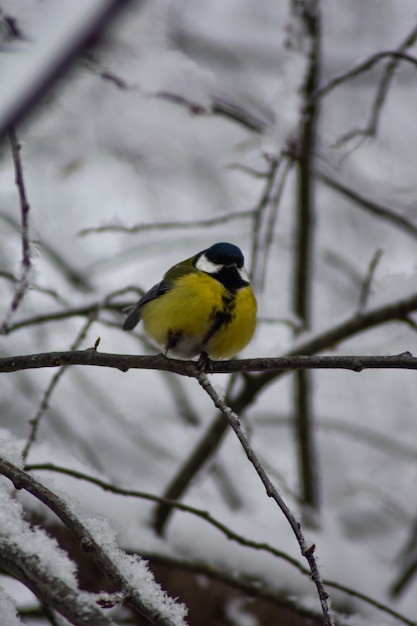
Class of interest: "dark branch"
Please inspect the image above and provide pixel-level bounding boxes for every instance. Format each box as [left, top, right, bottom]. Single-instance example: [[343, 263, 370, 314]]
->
[[27, 461, 415, 625], [318, 172, 417, 241], [79, 209, 255, 237], [197, 372, 335, 626], [1, 350, 417, 376], [155, 91, 270, 133], [0, 1, 140, 140], [0, 539, 116, 626], [0, 127, 32, 334], [152, 289, 417, 533], [312, 50, 417, 102], [0, 456, 186, 626]]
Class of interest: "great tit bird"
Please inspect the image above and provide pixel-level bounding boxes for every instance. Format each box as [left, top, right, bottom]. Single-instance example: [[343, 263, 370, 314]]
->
[[123, 242, 256, 360]]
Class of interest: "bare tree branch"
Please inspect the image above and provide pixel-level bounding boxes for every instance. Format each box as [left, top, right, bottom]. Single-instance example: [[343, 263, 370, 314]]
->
[[196, 371, 335, 626], [0, 538, 116, 626], [0, 128, 32, 334], [0, 211, 93, 291], [0, 1, 141, 140], [0, 456, 187, 626], [312, 50, 417, 102], [143, 552, 416, 626], [249, 158, 280, 287], [156, 91, 270, 133], [357, 249, 383, 313], [291, 0, 322, 520], [334, 22, 417, 145], [85, 59, 273, 134], [27, 461, 416, 625], [152, 288, 417, 534], [258, 156, 294, 290], [318, 172, 417, 241], [78, 209, 254, 237], [22, 315, 98, 461], [1, 351, 417, 376], [141, 553, 328, 625], [25, 461, 306, 573]]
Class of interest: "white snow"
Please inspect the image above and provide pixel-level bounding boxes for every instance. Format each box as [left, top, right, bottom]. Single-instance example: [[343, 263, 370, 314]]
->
[[0, 586, 22, 626], [2, 0, 417, 624]]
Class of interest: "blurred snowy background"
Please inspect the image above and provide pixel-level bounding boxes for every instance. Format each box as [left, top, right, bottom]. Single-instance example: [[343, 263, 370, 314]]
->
[[1, 0, 417, 624]]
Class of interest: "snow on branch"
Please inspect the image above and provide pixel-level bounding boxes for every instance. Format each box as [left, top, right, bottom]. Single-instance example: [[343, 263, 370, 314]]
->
[[0, 455, 188, 626], [0, 482, 115, 626]]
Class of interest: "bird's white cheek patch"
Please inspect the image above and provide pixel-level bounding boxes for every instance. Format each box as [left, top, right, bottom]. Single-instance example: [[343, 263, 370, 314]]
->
[[238, 267, 250, 283], [195, 255, 222, 274]]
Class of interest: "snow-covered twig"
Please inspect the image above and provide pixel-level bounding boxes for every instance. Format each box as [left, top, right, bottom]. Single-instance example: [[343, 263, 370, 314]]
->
[[26, 461, 417, 625], [0, 456, 188, 626], [0, 535, 116, 626]]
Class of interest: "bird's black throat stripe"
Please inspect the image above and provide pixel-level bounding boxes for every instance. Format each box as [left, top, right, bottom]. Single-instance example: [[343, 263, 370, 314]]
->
[[213, 266, 248, 290]]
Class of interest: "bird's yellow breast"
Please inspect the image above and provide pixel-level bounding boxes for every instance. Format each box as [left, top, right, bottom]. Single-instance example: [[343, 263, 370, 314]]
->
[[140, 271, 256, 359]]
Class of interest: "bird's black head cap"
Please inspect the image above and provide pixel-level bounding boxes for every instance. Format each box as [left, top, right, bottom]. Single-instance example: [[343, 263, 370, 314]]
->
[[204, 242, 244, 268]]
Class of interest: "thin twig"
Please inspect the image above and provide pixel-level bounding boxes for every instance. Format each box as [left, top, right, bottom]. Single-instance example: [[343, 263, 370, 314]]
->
[[1, 127, 32, 334], [25, 462, 305, 573], [151, 288, 417, 534], [259, 156, 294, 290], [312, 50, 417, 102], [257, 414, 417, 463], [0, 211, 92, 291], [0, 271, 68, 305], [357, 249, 383, 313], [153, 373, 240, 532], [7, 290, 142, 335], [155, 91, 270, 133], [249, 158, 280, 288], [335, 23, 417, 145], [196, 372, 335, 626], [88, 60, 272, 134], [318, 172, 417, 241], [22, 315, 98, 461], [78, 209, 254, 236], [141, 552, 327, 624], [144, 552, 416, 626], [21, 286, 137, 461], [26, 461, 417, 625], [0, 1, 139, 140]]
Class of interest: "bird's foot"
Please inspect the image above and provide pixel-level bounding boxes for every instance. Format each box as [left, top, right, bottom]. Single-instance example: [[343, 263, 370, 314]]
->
[[196, 351, 213, 373]]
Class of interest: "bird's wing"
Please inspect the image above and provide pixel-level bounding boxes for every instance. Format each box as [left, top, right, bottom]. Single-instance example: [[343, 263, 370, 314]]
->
[[122, 263, 197, 331], [123, 281, 172, 330]]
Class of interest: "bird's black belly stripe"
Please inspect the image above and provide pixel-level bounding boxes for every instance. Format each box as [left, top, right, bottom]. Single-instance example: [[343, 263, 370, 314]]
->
[[167, 330, 184, 352], [202, 293, 235, 344]]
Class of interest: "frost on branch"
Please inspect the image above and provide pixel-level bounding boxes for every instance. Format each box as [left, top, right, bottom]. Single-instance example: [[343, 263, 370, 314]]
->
[[0, 436, 188, 626]]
